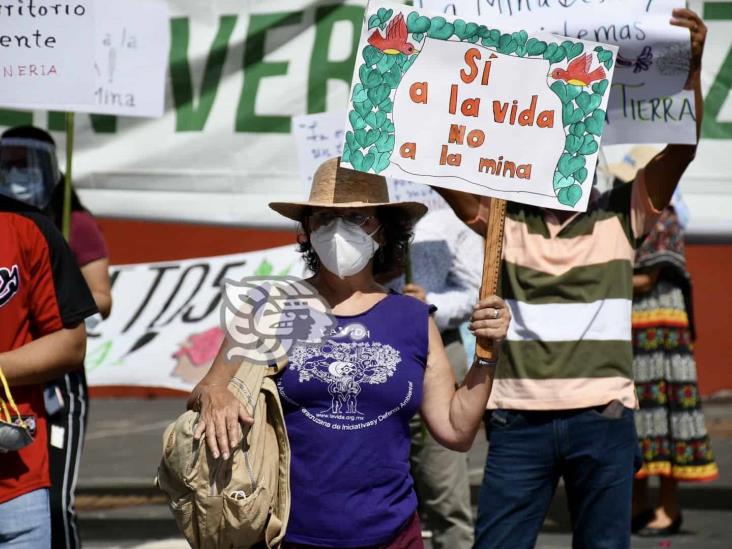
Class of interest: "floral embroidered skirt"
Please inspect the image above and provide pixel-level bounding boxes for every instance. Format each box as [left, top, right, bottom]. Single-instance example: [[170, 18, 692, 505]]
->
[[632, 280, 718, 482]]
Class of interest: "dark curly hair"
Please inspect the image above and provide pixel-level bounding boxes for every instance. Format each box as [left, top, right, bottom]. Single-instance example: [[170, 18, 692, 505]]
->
[[297, 207, 414, 276]]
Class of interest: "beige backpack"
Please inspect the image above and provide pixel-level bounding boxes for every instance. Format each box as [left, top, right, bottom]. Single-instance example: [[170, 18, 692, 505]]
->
[[156, 359, 290, 548]]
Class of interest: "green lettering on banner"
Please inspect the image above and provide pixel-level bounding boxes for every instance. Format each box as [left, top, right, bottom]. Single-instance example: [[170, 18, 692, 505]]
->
[[170, 16, 237, 132], [236, 12, 303, 133], [308, 4, 362, 114], [702, 2, 732, 139], [0, 109, 32, 127], [48, 111, 117, 133]]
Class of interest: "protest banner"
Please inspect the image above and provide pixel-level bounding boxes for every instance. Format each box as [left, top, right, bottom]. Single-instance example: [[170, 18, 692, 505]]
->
[[0, 0, 728, 234], [85, 246, 306, 391], [294, 110, 449, 210], [0, 0, 95, 107], [342, 1, 617, 211], [419, 0, 697, 144]]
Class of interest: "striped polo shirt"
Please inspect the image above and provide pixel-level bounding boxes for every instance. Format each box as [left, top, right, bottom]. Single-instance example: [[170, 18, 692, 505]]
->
[[488, 170, 660, 410]]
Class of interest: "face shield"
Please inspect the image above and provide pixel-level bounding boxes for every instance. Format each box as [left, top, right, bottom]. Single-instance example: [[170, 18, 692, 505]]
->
[[0, 137, 60, 209]]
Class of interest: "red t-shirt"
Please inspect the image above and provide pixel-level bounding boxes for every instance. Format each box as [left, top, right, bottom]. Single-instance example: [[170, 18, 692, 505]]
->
[[0, 196, 97, 504]]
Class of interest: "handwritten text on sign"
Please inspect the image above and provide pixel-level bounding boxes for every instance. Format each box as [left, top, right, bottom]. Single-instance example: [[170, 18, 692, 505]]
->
[[343, 2, 617, 211], [0, 0, 95, 107]]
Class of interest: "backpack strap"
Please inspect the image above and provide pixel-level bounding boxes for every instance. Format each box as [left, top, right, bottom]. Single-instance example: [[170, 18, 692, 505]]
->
[[229, 355, 288, 416]]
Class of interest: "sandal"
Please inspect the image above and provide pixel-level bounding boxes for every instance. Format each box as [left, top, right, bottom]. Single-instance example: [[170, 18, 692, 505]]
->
[[631, 508, 655, 534]]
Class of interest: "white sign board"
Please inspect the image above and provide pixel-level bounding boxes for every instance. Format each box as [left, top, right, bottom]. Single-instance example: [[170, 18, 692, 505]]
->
[[86, 246, 306, 390], [0, 0, 95, 108], [71, 0, 170, 117], [419, 0, 696, 145], [343, 1, 617, 211]]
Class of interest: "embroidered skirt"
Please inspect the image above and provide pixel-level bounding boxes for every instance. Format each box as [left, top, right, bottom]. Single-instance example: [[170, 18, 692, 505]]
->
[[632, 280, 718, 482]]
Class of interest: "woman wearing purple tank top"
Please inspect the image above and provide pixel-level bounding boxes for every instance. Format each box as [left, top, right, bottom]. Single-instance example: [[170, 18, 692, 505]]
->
[[189, 157, 510, 548]]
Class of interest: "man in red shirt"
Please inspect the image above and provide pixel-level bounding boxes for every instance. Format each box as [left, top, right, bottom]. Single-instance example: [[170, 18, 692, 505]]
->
[[0, 135, 97, 547]]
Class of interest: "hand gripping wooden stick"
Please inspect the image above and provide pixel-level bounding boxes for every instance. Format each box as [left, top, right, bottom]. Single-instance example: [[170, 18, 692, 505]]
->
[[475, 198, 508, 363]]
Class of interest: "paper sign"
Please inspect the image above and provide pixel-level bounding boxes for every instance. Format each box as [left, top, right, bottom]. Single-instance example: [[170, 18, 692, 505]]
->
[[71, 0, 170, 117], [292, 112, 346, 197], [0, 0, 95, 108], [342, 1, 617, 211], [604, 87, 697, 145], [3, 0, 170, 117], [420, 0, 689, 99], [294, 110, 448, 210]]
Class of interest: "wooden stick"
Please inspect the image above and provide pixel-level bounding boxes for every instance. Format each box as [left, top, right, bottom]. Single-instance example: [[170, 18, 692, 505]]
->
[[62, 112, 75, 240], [475, 198, 507, 362]]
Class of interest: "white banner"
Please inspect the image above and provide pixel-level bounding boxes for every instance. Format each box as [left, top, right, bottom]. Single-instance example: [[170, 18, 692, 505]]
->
[[0, 0, 729, 234], [85, 245, 306, 390], [0, 0, 96, 107]]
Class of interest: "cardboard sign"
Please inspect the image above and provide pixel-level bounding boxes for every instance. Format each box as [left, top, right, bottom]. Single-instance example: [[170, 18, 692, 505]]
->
[[419, 0, 696, 145], [0, 0, 96, 108], [342, 1, 617, 211]]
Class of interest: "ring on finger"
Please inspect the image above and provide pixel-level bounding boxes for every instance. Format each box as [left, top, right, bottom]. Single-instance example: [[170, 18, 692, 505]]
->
[[492, 308, 500, 319]]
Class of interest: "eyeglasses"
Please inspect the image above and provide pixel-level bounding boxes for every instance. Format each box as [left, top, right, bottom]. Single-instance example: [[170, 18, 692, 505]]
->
[[308, 211, 378, 228]]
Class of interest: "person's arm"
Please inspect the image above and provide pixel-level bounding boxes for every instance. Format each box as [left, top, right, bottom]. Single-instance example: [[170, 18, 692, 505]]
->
[[633, 266, 662, 297], [431, 187, 488, 236], [0, 324, 86, 386], [81, 258, 112, 319], [187, 337, 254, 460], [644, 8, 706, 210], [420, 296, 510, 452]]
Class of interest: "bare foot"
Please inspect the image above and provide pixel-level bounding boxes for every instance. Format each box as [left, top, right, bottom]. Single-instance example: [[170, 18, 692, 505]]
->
[[646, 506, 679, 529]]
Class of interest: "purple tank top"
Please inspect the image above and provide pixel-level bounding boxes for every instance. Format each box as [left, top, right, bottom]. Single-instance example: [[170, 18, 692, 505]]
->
[[276, 293, 430, 547]]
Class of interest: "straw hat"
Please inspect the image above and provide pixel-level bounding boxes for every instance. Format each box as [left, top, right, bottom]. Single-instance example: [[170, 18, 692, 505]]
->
[[269, 157, 427, 222], [603, 146, 661, 183]]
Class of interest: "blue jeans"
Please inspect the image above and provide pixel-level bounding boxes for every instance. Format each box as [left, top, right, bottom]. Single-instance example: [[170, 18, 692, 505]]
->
[[475, 406, 637, 549], [0, 489, 51, 548]]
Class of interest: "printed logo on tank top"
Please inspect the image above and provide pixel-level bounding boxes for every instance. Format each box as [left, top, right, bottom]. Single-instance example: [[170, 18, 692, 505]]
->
[[0, 264, 20, 308], [280, 322, 415, 431]]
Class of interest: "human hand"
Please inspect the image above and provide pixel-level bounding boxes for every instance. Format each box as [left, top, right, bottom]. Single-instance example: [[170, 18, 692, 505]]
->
[[403, 283, 427, 303], [188, 382, 253, 460], [469, 296, 511, 342], [671, 8, 707, 86]]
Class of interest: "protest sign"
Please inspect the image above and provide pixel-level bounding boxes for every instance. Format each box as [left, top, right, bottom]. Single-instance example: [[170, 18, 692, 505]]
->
[[0, 0, 95, 108], [86, 246, 306, 390], [419, 0, 696, 145], [342, 1, 617, 211], [69, 0, 170, 117], [294, 110, 448, 210], [3, 0, 170, 117]]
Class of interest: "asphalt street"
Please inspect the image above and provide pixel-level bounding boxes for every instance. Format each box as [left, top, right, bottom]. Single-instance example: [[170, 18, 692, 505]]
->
[[77, 398, 732, 548]]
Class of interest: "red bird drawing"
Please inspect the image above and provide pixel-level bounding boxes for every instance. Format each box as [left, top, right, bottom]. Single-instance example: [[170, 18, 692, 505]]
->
[[550, 54, 606, 87], [367, 13, 417, 55]]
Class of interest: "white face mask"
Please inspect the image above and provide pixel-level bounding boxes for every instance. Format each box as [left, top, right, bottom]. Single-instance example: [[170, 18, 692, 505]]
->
[[310, 218, 380, 278]]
